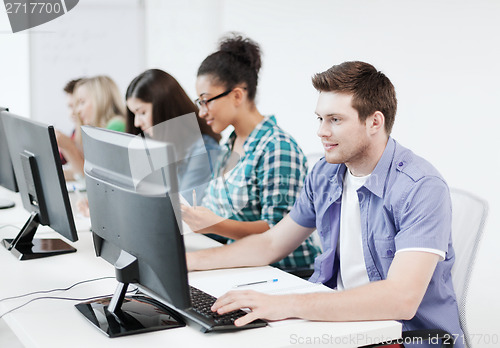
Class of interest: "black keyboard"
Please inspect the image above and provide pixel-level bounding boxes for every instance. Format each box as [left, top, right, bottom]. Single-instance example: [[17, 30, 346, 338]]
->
[[187, 285, 267, 332]]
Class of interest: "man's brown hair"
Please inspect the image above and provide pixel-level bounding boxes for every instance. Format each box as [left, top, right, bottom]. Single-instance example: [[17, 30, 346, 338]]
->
[[63, 78, 83, 94], [312, 61, 397, 134]]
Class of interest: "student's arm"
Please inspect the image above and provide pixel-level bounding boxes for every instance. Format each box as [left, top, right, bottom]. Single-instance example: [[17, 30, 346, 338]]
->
[[181, 205, 270, 240], [187, 214, 315, 271], [181, 136, 307, 240], [56, 130, 84, 179], [212, 250, 439, 326]]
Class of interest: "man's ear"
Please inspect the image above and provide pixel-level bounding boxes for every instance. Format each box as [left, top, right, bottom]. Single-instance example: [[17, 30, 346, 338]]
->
[[367, 111, 385, 135]]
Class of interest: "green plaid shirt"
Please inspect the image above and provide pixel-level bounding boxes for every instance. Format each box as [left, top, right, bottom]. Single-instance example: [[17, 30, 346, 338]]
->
[[202, 116, 321, 269]]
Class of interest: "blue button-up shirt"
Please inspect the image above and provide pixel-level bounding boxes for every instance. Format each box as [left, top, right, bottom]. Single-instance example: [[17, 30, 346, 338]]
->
[[289, 137, 463, 346]]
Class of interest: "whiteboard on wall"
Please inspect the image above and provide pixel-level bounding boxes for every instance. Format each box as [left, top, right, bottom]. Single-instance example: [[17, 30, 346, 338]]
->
[[29, 0, 146, 134]]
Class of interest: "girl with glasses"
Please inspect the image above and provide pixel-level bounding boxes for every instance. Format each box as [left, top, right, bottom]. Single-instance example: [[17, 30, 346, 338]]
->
[[182, 34, 320, 271]]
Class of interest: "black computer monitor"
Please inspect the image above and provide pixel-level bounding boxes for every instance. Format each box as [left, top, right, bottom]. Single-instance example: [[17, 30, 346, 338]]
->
[[1, 111, 78, 260], [76, 126, 188, 337], [0, 107, 19, 209]]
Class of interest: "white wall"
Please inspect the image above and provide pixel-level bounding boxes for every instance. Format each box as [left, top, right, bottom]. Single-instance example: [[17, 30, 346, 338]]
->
[[0, 10, 30, 116], [146, 0, 500, 338], [0, 0, 145, 133]]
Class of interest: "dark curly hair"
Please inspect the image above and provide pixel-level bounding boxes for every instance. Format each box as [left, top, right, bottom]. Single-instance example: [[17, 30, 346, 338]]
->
[[197, 33, 262, 101]]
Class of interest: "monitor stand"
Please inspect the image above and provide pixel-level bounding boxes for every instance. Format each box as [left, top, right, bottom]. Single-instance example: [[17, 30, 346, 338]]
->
[[75, 282, 185, 337], [76, 251, 185, 337], [0, 198, 15, 209], [1, 211, 76, 260]]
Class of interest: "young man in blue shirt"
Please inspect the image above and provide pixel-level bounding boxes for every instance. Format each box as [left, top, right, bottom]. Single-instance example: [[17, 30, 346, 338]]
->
[[187, 61, 462, 347]]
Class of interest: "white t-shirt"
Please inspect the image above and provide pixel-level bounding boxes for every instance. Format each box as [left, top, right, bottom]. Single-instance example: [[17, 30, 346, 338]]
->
[[337, 169, 371, 290]]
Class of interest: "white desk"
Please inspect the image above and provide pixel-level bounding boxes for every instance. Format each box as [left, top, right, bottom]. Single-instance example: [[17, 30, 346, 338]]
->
[[0, 188, 401, 348]]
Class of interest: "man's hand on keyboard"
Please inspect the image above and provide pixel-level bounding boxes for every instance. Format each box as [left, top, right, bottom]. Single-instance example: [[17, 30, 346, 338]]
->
[[211, 290, 293, 326]]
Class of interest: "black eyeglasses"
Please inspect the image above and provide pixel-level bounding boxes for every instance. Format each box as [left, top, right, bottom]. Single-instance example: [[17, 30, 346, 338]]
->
[[194, 89, 233, 109]]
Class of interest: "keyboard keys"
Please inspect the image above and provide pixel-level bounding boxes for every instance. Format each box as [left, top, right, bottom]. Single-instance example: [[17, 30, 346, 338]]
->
[[188, 285, 265, 330]]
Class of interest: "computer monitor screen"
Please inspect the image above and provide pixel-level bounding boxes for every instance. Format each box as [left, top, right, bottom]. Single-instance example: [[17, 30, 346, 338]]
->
[[76, 125, 188, 337], [1, 111, 78, 260], [0, 107, 19, 209]]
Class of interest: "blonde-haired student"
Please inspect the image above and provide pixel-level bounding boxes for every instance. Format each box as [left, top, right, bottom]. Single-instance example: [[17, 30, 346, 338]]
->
[[56, 75, 126, 180]]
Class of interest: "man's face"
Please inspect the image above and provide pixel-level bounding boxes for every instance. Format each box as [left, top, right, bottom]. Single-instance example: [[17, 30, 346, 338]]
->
[[66, 93, 78, 123], [315, 92, 371, 167]]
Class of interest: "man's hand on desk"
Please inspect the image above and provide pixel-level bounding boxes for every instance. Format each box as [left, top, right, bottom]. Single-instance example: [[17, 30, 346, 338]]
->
[[180, 205, 225, 233], [211, 290, 294, 326]]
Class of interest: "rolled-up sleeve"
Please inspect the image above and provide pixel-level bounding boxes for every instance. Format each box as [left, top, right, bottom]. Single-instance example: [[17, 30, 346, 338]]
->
[[395, 176, 452, 253]]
